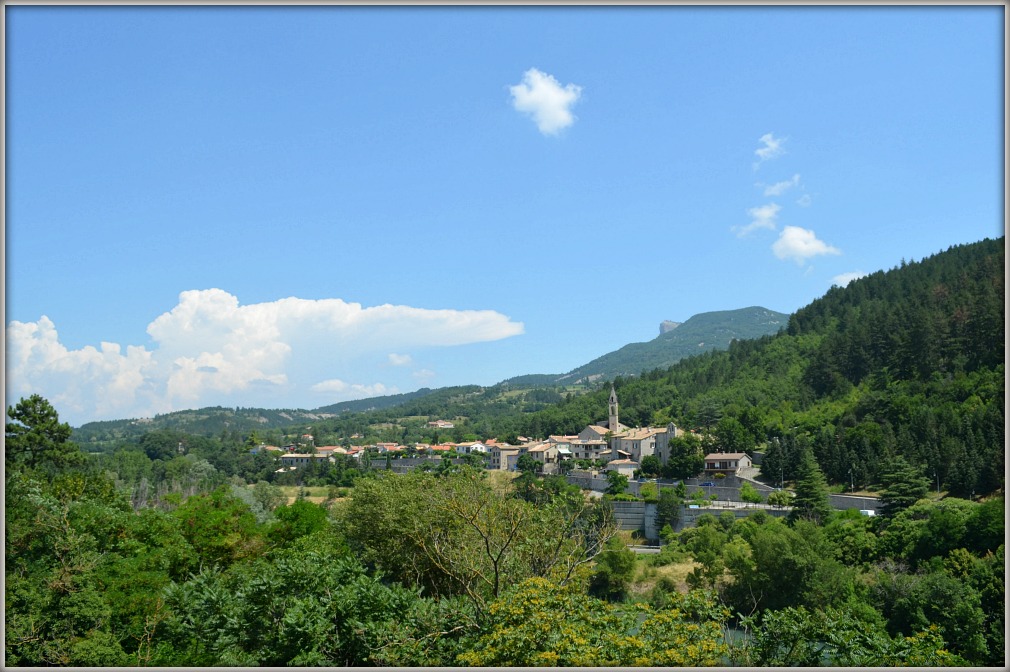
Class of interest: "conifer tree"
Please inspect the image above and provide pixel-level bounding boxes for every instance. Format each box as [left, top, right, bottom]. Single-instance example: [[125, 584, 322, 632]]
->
[[879, 456, 931, 517], [788, 447, 832, 525], [5, 394, 84, 473]]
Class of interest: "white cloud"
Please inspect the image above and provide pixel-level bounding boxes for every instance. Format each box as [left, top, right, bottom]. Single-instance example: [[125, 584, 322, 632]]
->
[[832, 271, 867, 287], [772, 226, 842, 265], [388, 353, 412, 366], [734, 203, 781, 237], [6, 289, 524, 424], [509, 68, 582, 135], [5, 316, 163, 419], [796, 194, 813, 207], [412, 369, 436, 382], [763, 174, 801, 196], [753, 132, 785, 168], [310, 379, 394, 399]]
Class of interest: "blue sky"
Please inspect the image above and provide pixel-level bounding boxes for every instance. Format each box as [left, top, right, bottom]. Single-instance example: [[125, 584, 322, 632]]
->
[[6, 6, 1004, 426]]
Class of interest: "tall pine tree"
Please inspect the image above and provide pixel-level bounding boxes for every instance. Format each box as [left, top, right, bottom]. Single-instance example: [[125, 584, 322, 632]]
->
[[788, 447, 832, 525]]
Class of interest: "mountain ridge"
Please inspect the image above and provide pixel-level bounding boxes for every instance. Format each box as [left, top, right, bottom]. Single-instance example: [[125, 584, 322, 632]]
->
[[555, 306, 788, 384], [71, 305, 784, 441]]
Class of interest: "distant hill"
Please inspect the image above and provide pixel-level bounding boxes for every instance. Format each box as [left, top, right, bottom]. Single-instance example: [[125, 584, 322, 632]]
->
[[73, 389, 445, 445], [72, 406, 342, 448], [72, 306, 787, 444], [313, 388, 439, 415], [556, 306, 788, 384], [497, 373, 566, 388]]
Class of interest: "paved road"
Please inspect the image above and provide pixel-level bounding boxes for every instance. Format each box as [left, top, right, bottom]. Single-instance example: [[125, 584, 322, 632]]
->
[[627, 545, 662, 554]]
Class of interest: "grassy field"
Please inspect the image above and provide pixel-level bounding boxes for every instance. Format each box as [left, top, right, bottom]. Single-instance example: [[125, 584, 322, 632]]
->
[[630, 558, 700, 598], [275, 485, 352, 506]]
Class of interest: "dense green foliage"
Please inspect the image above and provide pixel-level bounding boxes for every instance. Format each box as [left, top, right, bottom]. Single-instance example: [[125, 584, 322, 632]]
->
[[8, 238, 1006, 666], [6, 392, 1005, 666], [457, 578, 731, 666], [664, 505, 1004, 665]]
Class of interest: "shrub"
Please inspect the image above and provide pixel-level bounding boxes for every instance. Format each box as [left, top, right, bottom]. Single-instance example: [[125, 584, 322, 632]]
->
[[639, 482, 659, 500], [767, 490, 794, 507]]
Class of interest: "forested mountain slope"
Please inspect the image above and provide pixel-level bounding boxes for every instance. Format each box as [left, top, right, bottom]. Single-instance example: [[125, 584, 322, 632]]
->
[[492, 238, 1004, 497], [558, 306, 788, 383]]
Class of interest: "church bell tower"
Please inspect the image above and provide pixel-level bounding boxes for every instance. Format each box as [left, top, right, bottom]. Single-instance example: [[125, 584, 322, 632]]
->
[[608, 386, 619, 430]]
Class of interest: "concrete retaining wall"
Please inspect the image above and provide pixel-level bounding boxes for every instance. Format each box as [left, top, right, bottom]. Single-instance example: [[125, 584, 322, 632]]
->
[[386, 457, 465, 474], [827, 494, 880, 512], [609, 500, 791, 540], [610, 500, 647, 534]]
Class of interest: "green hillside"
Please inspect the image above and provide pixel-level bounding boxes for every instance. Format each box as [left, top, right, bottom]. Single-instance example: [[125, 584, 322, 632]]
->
[[313, 388, 439, 415], [494, 237, 1004, 497], [558, 306, 789, 383], [72, 406, 340, 449]]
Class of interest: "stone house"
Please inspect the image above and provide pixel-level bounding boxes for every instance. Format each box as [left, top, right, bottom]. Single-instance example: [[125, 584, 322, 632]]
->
[[610, 427, 662, 463]]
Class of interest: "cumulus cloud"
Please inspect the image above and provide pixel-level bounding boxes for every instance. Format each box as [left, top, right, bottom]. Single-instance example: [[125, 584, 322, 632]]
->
[[772, 226, 842, 265], [5, 316, 163, 419], [833, 271, 868, 287], [753, 132, 785, 168], [388, 353, 412, 366], [763, 174, 801, 196], [734, 203, 781, 237], [509, 68, 582, 135], [6, 289, 524, 424]]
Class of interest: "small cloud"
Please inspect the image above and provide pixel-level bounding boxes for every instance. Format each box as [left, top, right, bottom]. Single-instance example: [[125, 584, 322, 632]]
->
[[310, 379, 393, 399], [248, 378, 284, 388], [412, 369, 436, 382], [763, 174, 801, 196], [796, 194, 812, 207], [509, 67, 582, 136], [832, 271, 867, 287], [388, 353, 412, 366], [753, 132, 785, 168], [734, 203, 781, 237], [772, 226, 842, 265]]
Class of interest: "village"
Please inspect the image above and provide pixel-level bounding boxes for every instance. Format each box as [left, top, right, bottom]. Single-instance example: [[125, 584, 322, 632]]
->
[[261, 387, 744, 479], [256, 385, 881, 531]]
